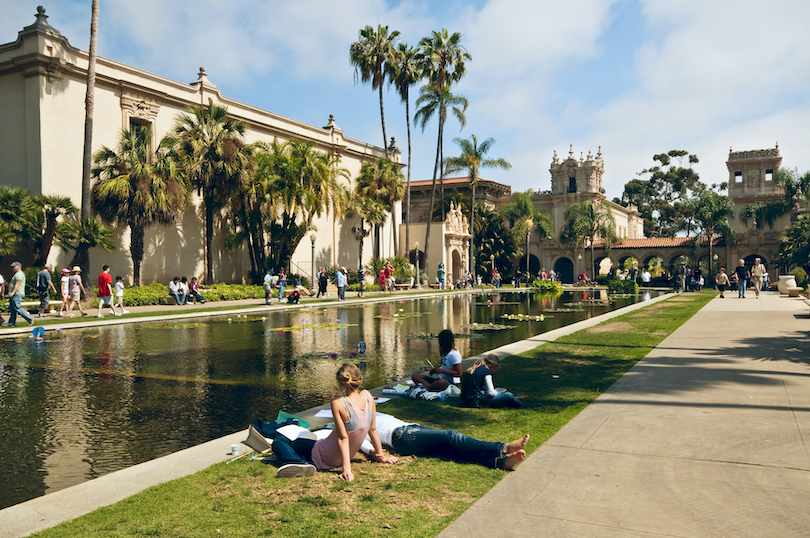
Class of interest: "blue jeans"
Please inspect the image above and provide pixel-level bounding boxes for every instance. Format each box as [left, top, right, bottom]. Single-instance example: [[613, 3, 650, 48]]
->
[[278, 283, 285, 301], [738, 278, 747, 297], [8, 294, 33, 326], [485, 391, 523, 408], [169, 290, 185, 305], [391, 425, 507, 469], [271, 435, 316, 466]]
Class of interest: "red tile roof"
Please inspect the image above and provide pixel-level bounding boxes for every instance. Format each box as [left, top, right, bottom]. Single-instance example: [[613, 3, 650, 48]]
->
[[592, 237, 724, 249]]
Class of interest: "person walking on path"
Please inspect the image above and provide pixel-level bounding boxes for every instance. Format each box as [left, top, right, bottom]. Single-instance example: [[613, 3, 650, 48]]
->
[[97, 265, 120, 318], [357, 266, 365, 297], [336, 267, 347, 301], [66, 266, 88, 317], [715, 267, 730, 298], [734, 259, 750, 298], [6, 261, 35, 327], [750, 258, 766, 297], [58, 268, 70, 317], [277, 269, 287, 302], [36, 264, 57, 317], [0, 271, 5, 326]]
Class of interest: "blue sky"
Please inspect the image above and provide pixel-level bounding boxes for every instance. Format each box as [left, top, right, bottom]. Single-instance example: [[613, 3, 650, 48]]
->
[[4, 0, 810, 199]]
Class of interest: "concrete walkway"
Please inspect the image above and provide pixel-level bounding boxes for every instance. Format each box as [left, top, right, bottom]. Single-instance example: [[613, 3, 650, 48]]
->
[[440, 291, 810, 538]]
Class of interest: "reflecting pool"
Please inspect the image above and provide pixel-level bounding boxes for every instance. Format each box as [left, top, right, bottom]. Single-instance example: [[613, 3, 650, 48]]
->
[[0, 289, 659, 509]]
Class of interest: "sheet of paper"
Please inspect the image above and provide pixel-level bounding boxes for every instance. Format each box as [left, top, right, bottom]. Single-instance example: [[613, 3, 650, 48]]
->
[[405, 380, 414, 385], [374, 397, 391, 404], [314, 409, 333, 418]]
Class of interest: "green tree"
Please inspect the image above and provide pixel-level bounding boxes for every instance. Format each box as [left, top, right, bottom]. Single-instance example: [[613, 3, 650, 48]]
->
[[354, 158, 405, 259], [682, 190, 736, 278], [32, 195, 78, 267], [348, 194, 386, 269], [414, 83, 468, 222], [416, 28, 471, 276], [56, 216, 115, 268], [476, 205, 521, 280], [560, 200, 617, 277], [431, 192, 470, 222], [91, 126, 189, 286], [175, 99, 254, 283], [444, 135, 511, 278], [741, 167, 810, 230], [615, 150, 706, 237], [388, 42, 421, 255], [775, 214, 810, 277], [0, 186, 40, 261], [349, 24, 400, 158]]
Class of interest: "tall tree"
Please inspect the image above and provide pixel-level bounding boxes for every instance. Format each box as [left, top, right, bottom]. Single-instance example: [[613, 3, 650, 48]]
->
[[32, 195, 78, 267], [388, 43, 421, 256], [417, 28, 471, 276], [175, 100, 254, 283], [776, 214, 810, 277], [741, 167, 810, 230], [0, 186, 41, 259], [414, 83, 468, 222], [682, 190, 736, 277], [56, 216, 115, 268], [354, 158, 405, 258], [349, 194, 386, 269], [349, 24, 400, 158], [560, 200, 617, 278], [614, 150, 706, 237], [81, 0, 99, 218], [91, 126, 189, 285], [443, 135, 511, 277], [500, 190, 553, 269]]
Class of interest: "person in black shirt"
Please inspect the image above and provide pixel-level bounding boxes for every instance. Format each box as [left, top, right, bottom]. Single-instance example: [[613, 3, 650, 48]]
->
[[734, 259, 750, 298]]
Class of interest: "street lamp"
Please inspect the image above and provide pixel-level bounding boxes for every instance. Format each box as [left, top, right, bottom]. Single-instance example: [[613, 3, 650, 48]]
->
[[525, 219, 532, 287], [310, 233, 316, 292], [415, 241, 421, 289]]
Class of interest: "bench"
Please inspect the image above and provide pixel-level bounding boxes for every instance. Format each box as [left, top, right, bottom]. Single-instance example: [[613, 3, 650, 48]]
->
[[393, 283, 411, 291], [786, 287, 804, 298]]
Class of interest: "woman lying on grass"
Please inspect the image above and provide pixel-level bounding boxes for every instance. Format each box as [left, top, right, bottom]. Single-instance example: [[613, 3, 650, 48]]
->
[[272, 363, 398, 481], [461, 354, 529, 409]]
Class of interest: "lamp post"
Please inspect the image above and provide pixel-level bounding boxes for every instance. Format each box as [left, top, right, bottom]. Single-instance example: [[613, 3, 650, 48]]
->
[[415, 241, 421, 289], [490, 253, 495, 280], [310, 233, 316, 292], [525, 220, 532, 287]]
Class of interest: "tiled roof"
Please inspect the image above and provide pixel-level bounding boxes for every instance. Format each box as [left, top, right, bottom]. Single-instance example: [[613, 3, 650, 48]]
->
[[592, 237, 724, 249], [409, 177, 510, 189]]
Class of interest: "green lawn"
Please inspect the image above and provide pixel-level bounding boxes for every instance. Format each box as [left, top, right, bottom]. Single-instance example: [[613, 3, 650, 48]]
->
[[31, 290, 715, 538]]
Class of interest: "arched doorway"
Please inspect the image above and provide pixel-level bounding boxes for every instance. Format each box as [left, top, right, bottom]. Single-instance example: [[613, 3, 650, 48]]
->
[[451, 250, 462, 285], [554, 257, 574, 284], [517, 254, 540, 278]]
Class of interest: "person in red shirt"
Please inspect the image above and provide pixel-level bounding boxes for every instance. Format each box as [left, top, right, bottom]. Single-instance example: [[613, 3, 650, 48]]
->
[[383, 262, 394, 293], [97, 265, 120, 318]]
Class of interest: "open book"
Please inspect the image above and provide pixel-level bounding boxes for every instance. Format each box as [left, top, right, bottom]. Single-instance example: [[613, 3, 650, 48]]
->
[[244, 424, 332, 454]]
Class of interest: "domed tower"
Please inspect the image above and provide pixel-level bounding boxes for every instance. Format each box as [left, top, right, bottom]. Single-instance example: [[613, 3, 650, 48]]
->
[[550, 145, 604, 195]]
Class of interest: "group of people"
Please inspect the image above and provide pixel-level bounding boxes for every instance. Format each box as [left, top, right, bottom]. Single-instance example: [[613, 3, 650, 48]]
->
[[264, 269, 314, 305], [377, 262, 395, 293], [715, 258, 768, 298], [168, 276, 206, 305], [271, 360, 530, 481]]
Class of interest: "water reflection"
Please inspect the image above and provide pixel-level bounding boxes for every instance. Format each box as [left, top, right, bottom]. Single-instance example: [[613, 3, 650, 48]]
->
[[0, 290, 658, 509]]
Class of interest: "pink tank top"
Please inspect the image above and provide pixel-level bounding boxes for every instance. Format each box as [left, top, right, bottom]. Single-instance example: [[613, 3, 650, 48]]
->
[[311, 393, 372, 470]]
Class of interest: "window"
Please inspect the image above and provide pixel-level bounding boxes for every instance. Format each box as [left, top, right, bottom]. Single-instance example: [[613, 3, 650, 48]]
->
[[734, 171, 742, 183], [765, 169, 773, 182], [568, 177, 577, 193]]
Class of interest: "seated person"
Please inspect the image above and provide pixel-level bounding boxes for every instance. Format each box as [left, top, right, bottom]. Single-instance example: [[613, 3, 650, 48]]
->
[[168, 276, 186, 305], [294, 276, 312, 296], [360, 412, 528, 470], [412, 329, 463, 391], [288, 289, 301, 304], [461, 354, 528, 409], [187, 277, 205, 303]]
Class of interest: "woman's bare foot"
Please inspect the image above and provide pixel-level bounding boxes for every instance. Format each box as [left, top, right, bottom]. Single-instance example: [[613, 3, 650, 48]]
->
[[504, 434, 530, 453], [503, 449, 526, 470], [516, 395, 529, 403]]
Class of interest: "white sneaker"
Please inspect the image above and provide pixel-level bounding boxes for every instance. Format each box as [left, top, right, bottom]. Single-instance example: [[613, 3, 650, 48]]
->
[[277, 463, 316, 478], [114, 312, 122, 317], [97, 314, 104, 318], [122, 310, 130, 314], [57, 312, 63, 317]]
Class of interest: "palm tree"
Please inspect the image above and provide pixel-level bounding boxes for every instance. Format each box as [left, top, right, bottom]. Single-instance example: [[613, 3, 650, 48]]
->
[[431, 192, 470, 222], [388, 43, 421, 255], [414, 83, 468, 222], [416, 29, 471, 273], [32, 195, 78, 267], [0, 186, 41, 259], [500, 190, 553, 269], [349, 24, 400, 158], [175, 99, 254, 283], [349, 194, 387, 269], [684, 191, 735, 278], [444, 135, 511, 278], [560, 200, 617, 278], [80, 0, 100, 218], [56, 216, 115, 268], [354, 158, 405, 258], [92, 126, 189, 285]]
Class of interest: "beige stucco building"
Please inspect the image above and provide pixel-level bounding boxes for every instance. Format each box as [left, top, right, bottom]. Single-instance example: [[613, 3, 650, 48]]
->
[[0, 7, 395, 284]]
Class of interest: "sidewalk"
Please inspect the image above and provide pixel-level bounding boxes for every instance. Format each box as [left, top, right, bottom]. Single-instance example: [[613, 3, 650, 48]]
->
[[440, 290, 810, 538]]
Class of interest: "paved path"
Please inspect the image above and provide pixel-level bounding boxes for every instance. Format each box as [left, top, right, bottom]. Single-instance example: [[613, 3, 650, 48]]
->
[[439, 291, 810, 538]]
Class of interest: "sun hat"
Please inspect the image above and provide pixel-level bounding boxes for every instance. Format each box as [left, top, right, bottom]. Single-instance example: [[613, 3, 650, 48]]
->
[[72, 266, 82, 272], [61, 268, 70, 274]]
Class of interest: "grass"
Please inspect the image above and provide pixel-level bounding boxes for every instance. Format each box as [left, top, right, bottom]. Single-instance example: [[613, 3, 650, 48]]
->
[[29, 290, 715, 538]]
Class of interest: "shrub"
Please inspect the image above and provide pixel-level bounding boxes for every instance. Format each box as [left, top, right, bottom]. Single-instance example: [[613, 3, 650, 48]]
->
[[793, 268, 808, 289], [607, 279, 639, 294], [347, 283, 381, 292], [530, 279, 563, 293]]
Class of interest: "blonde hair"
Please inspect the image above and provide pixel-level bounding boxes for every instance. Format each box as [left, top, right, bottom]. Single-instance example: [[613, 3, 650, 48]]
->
[[467, 354, 500, 374], [336, 363, 363, 396]]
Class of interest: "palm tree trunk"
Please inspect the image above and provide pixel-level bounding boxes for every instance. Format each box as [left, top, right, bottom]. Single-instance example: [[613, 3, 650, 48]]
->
[[130, 223, 145, 287], [379, 84, 388, 159], [391, 204, 398, 258], [405, 92, 412, 259], [470, 175, 476, 278], [80, 0, 99, 218], [358, 218, 365, 268], [205, 196, 214, 284], [34, 218, 58, 267]]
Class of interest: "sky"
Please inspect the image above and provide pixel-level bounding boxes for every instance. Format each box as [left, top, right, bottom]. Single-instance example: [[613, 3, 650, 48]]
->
[[4, 0, 810, 201]]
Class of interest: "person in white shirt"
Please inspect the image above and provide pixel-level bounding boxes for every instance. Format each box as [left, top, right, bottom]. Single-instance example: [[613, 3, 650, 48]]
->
[[360, 412, 528, 470], [641, 270, 651, 287], [58, 268, 70, 317], [168, 276, 185, 305], [114, 276, 130, 314]]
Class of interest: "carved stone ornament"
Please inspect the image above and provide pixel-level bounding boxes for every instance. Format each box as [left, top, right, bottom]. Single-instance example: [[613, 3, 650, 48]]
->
[[446, 201, 470, 235], [121, 95, 160, 122], [745, 169, 761, 188]]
